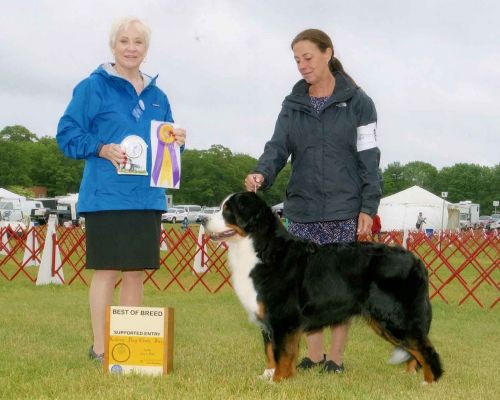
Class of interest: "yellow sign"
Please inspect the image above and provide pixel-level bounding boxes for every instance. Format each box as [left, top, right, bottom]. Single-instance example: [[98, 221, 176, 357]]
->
[[104, 306, 174, 375]]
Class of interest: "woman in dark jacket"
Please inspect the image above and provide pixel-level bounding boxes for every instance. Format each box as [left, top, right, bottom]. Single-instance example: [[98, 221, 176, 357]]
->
[[245, 29, 381, 374]]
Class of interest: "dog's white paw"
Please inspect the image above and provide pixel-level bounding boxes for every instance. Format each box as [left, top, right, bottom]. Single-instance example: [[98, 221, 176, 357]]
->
[[258, 368, 275, 380]]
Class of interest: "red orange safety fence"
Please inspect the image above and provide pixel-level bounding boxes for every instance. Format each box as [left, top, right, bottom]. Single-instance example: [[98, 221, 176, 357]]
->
[[1, 225, 498, 308]]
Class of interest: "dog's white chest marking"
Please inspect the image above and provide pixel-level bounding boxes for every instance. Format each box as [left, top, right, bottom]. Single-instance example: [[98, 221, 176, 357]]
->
[[228, 237, 260, 322]]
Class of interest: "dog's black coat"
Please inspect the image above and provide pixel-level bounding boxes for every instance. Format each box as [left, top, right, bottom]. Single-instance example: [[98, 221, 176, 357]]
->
[[221, 192, 443, 382]]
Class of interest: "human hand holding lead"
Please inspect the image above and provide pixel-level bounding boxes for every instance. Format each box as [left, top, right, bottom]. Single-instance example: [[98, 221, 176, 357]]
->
[[244, 173, 264, 192], [357, 212, 373, 236]]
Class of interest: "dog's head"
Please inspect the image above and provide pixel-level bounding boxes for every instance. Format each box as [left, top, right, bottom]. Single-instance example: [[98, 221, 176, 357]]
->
[[205, 192, 274, 242]]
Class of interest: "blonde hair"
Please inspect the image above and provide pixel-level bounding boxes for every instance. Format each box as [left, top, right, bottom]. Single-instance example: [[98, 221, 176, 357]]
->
[[109, 17, 151, 49]]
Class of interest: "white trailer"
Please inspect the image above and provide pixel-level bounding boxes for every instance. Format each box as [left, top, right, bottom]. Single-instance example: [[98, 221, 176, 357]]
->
[[0, 198, 44, 222], [457, 201, 480, 229]]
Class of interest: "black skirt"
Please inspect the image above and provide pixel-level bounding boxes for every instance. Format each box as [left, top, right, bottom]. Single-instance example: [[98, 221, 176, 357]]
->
[[84, 210, 162, 270]]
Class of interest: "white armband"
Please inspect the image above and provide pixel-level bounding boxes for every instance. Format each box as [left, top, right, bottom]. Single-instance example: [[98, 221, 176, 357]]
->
[[356, 122, 377, 152]]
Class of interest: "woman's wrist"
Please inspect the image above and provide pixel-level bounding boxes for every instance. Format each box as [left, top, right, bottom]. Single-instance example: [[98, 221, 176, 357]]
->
[[96, 143, 104, 157]]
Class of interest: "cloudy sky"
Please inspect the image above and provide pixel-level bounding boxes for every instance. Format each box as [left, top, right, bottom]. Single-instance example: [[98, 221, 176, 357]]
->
[[1, 0, 498, 169]]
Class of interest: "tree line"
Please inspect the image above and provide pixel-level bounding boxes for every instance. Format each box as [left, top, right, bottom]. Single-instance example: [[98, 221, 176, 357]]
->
[[1, 125, 499, 214]]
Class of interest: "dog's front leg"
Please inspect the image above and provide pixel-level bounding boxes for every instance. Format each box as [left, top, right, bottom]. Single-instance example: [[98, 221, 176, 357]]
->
[[272, 328, 302, 382], [260, 329, 276, 379]]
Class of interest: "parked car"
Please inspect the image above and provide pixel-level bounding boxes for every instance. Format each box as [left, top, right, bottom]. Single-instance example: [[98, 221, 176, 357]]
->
[[30, 203, 51, 225], [490, 216, 500, 230], [161, 208, 188, 224], [478, 215, 494, 229], [173, 205, 202, 223], [197, 207, 221, 222], [33, 198, 73, 225]]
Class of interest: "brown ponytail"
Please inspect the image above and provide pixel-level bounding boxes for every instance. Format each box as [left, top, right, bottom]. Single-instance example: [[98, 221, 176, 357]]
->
[[329, 57, 345, 74]]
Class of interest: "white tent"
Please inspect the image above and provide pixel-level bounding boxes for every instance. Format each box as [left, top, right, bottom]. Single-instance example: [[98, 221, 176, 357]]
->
[[0, 188, 25, 201], [378, 186, 459, 231]]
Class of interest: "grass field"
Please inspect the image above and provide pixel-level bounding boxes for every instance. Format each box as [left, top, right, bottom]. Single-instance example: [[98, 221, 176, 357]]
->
[[0, 276, 499, 400]]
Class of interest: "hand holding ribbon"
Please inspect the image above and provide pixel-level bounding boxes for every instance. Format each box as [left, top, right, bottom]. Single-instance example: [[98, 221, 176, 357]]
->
[[173, 126, 186, 146]]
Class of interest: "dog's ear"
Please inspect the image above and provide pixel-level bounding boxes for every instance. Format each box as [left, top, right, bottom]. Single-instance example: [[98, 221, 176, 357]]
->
[[232, 192, 266, 231]]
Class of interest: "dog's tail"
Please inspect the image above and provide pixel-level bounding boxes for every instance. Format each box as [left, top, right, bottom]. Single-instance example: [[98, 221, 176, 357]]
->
[[408, 257, 443, 382], [420, 339, 444, 381]]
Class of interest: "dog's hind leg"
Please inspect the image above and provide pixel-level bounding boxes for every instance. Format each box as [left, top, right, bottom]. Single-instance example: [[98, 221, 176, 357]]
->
[[405, 358, 419, 374], [272, 329, 302, 382], [366, 318, 442, 383], [405, 338, 443, 383], [366, 318, 420, 372]]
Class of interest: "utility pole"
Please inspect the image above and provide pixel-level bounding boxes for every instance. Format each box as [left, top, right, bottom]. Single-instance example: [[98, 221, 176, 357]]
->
[[440, 192, 448, 253], [441, 192, 448, 231]]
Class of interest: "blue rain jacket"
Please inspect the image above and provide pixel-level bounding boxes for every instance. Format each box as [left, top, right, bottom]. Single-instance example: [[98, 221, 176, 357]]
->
[[57, 64, 175, 213]]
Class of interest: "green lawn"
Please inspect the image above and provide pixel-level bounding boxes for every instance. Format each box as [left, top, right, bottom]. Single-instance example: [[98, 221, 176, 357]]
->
[[0, 277, 499, 400]]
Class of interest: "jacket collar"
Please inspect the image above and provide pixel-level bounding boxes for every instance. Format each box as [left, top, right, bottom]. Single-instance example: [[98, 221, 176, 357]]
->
[[284, 71, 357, 112], [95, 63, 158, 89]]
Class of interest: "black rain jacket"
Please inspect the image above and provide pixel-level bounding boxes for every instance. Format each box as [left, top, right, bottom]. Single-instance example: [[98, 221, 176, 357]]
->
[[254, 72, 381, 223]]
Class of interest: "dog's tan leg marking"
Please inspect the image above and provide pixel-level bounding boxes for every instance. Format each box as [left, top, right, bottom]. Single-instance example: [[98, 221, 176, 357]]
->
[[257, 303, 276, 370], [407, 347, 434, 383], [405, 337, 440, 383], [265, 341, 276, 370], [272, 331, 302, 382], [405, 358, 418, 374], [366, 318, 423, 376]]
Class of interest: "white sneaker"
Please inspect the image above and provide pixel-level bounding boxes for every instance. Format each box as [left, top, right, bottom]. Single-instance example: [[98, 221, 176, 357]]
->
[[388, 347, 412, 365]]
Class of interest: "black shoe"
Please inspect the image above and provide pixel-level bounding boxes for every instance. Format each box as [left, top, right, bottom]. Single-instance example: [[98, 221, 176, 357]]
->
[[88, 345, 104, 363], [320, 360, 344, 374], [297, 354, 326, 370]]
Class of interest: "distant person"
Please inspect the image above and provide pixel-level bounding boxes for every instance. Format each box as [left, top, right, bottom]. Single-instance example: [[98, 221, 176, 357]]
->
[[57, 17, 186, 363], [244, 28, 381, 374], [416, 212, 426, 231], [371, 214, 382, 241]]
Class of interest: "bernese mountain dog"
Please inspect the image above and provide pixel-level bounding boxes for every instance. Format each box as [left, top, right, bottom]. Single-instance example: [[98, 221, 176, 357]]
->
[[204, 192, 443, 383]]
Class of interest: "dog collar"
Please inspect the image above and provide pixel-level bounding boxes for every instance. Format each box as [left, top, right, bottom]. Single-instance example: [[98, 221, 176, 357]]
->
[[210, 230, 236, 241]]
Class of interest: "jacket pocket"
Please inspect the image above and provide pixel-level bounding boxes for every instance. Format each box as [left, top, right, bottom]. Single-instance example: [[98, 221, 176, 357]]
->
[[95, 160, 141, 194]]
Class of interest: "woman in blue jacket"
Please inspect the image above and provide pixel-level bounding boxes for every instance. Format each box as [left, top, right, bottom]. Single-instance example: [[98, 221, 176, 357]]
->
[[57, 17, 186, 363], [245, 29, 381, 374]]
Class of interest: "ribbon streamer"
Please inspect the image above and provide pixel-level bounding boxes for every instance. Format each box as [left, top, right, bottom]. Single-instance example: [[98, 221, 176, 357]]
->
[[152, 123, 180, 187]]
